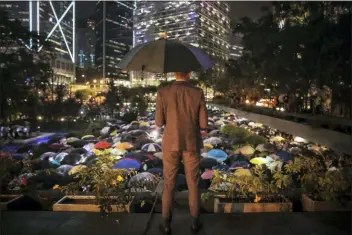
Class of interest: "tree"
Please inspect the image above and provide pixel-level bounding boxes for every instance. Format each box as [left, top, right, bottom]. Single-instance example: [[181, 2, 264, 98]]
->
[[0, 10, 54, 122], [75, 89, 93, 104], [231, 2, 351, 114]]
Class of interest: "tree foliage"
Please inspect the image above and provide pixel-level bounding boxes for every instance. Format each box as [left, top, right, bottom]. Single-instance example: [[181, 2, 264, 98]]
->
[[221, 2, 351, 115]]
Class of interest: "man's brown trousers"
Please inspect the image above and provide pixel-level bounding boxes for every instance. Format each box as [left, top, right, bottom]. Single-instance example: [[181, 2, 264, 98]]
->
[[162, 151, 201, 219]]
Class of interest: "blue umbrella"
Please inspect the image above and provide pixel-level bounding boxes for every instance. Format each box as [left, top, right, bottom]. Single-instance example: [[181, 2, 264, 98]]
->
[[117, 38, 214, 73], [206, 149, 228, 163], [54, 152, 68, 163], [56, 165, 73, 176], [39, 152, 56, 161], [275, 150, 292, 162], [147, 168, 163, 176], [113, 158, 141, 170]]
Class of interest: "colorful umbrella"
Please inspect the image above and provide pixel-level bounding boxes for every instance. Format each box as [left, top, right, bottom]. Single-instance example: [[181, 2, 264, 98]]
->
[[250, 157, 269, 165], [201, 169, 214, 180], [94, 141, 111, 150], [115, 142, 134, 150], [69, 165, 87, 175], [141, 143, 162, 152]]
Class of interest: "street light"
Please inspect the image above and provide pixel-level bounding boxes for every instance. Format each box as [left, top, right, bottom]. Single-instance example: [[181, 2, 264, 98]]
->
[[93, 79, 97, 83]]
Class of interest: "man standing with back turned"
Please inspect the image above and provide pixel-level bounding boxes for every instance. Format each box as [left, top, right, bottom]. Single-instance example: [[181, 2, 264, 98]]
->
[[155, 72, 208, 235]]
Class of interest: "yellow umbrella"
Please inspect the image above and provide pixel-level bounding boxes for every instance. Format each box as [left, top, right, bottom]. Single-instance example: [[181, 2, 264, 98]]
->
[[130, 121, 139, 125], [69, 165, 87, 175], [240, 145, 255, 156], [250, 157, 269, 165], [140, 122, 150, 127], [93, 148, 111, 156], [215, 119, 225, 125], [204, 143, 214, 149], [270, 136, 285, 142], [110, 130, 118, 136], [115, 142, 134, 150], [82, 135, 95, 140], [234, 168, 252, 177]]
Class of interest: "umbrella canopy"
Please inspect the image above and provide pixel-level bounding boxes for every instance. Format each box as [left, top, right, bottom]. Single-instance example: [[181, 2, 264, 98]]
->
[[113, 158, 141, 170], [56, 165, 73, 176], [94, 141, 111, 150], [39, 152, 56, 161], [200, 158, 218, 169], [141, 143, 162, 152], [82, 135, 95, 140], [69, 165, 87, 175], [147, 168, 163, 176], [115, 142, 134, 150], [206, 149, 228, 162], [117, 38, 214, 73], [203, 137, 222, 145], [83, 143, 95, 152], [66, 137, 80, 143], [201, 169, 214, 180]]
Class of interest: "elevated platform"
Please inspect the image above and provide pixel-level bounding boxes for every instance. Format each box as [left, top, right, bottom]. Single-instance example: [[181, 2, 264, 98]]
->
[[1, 211, 350, 235]]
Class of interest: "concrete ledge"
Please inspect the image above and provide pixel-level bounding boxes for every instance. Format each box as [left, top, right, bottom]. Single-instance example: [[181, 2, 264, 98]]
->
[[211, 104, 352, 155]]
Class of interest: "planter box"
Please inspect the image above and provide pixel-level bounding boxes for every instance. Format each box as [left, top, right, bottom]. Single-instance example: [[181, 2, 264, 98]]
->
[[301, 194, 352, 212], [214, 197, 292, 213], [0, 195, 23, 210], [53, 195, 134, 213]]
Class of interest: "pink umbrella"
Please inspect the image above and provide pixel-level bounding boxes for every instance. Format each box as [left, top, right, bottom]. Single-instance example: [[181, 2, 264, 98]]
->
[[201, 169, 214, 180]]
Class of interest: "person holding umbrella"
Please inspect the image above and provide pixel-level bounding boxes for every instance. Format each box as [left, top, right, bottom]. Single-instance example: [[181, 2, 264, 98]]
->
[[118, 37, 213, 234], [155, 71, 208, 234]]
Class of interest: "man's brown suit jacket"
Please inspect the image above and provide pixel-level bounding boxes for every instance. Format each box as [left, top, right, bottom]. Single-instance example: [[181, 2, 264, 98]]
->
[[155, 81, 208, 153]]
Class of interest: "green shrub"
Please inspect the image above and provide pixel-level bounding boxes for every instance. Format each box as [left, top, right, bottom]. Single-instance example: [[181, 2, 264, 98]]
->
[[121, 111, 138, 123], [244, 135, 267, 146], [221, 125, 250, 139]]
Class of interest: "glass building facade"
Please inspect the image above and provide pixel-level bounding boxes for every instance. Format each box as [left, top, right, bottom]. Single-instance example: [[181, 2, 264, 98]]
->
[[0, 1, 76, 84], [132, 1, 231, 87], [95, 0, 133, 87]]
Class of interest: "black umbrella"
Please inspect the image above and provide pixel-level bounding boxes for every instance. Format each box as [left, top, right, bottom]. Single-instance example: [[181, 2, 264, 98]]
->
[[69, 148, 87, 155], [117, 38, 214, 73], [61, 153, 82, 165], [200, 158, 218, 169]]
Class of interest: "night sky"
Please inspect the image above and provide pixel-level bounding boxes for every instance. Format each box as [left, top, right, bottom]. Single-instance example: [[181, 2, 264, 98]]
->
[[77, 1, 271, 23]]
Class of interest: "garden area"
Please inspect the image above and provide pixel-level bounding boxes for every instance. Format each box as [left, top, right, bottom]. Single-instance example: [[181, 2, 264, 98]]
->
[[0, 105, 351, 214]]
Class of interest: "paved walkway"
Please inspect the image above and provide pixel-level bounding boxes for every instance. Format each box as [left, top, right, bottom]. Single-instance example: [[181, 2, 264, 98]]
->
[[1, 211, 350, 235]]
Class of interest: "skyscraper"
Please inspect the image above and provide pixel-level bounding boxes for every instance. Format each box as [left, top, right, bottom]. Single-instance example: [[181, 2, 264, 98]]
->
[[132, 1, 231, 86], [77, 18, 96, 69], [0, 1, 76, 85], [95, 0, 133, 87], [229, 32, 243, 60]]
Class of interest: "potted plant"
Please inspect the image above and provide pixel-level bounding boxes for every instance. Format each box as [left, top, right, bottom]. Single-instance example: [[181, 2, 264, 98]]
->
[[208, 164, 293, 213], [55, 154, 135, 214], [0, 154, 24, 210], [287, 156, 352, 211]]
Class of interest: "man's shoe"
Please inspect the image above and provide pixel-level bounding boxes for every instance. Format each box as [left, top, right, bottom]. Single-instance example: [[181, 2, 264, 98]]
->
[[190, 218, 203, 233], [159, 223, 171, 235], [159, 217, 171, 235]]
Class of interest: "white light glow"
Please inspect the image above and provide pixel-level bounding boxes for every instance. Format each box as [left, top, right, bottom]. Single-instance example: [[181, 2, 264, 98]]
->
[[37, 1, 39, 35], [40, 2, 73, 53], [49, 1, 73, 61], [72, 1, 75, 63], [29, 0, 33, 48]]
